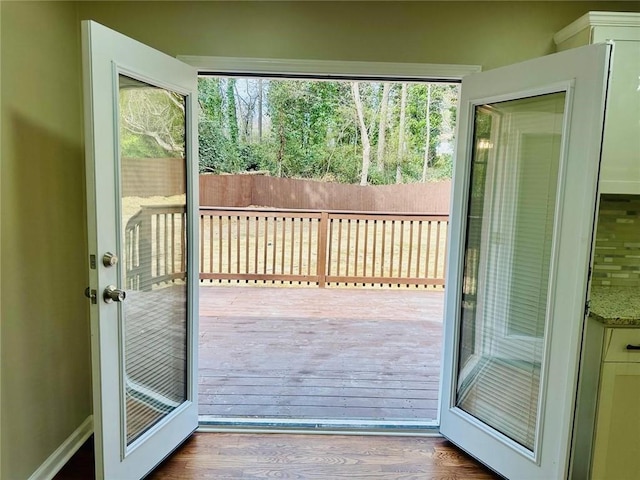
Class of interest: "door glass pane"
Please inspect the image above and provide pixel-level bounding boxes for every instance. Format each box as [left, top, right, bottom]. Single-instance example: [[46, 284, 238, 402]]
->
[[456, 92, 565, 452], [118, 75, 188, 445]]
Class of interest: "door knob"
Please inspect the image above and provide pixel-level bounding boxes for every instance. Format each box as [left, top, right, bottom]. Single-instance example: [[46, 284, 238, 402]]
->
[[103, 285, 126, 303], [103, 252, 118, 267]]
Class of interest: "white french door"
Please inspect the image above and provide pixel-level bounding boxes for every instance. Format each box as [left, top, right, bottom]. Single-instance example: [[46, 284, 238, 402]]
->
[[440, 43, 611, 479], [82, 21, 199, 479], [81, 18, 610, 477]]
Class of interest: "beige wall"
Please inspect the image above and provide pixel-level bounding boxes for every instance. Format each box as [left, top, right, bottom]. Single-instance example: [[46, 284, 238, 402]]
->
[[1, 1, 639, 479], [0, 2, 91, 479], [1, 3, 3, 476], [77, 1, 639, 70]]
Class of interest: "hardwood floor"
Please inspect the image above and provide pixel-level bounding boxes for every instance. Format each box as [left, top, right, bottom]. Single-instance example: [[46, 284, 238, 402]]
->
[[55, 433, 501, 479], [55, 286, 488, 478]]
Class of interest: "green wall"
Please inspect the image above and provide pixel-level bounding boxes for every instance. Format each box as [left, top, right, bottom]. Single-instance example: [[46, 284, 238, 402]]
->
[[1, 4, 3, 476], [1, 1, 639, 479], [77, 1, 640, 70], [0, 2, 90, 479]]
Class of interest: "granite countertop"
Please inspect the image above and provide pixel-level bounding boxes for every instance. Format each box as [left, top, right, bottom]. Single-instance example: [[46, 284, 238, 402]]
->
[[589, 287, 640, 326]]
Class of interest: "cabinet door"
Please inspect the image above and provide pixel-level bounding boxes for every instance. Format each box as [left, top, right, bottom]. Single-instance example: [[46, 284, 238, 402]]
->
[[592, 362, 640, 480], [599, 40, 640, 194]]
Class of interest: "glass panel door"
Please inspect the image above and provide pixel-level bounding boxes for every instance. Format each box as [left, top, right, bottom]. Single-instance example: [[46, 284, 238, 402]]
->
[[118, 75, 189, 445], [439, 43, 611, 479], [82, 21, 199, 480], [456, 92, 565, 451]]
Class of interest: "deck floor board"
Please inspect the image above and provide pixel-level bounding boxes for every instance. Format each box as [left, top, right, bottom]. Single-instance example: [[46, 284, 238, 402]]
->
[[199, 286, 444, 421]]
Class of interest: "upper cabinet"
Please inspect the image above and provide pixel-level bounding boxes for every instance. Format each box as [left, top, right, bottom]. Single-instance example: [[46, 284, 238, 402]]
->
[[555, 12, 640, 194]]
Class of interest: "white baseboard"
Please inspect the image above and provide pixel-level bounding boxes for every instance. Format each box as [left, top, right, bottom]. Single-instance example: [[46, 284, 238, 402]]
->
[[28, 415, 93, 480]]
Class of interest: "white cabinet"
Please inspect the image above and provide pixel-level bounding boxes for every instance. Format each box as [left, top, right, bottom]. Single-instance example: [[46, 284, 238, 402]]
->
[[555, 13, 640, 194], [591, 328, 640, 480]]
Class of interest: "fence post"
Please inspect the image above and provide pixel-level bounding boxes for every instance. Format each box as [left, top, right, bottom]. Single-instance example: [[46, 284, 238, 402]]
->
[[139, 208, 153, 291], [317, 212, 329, 288]]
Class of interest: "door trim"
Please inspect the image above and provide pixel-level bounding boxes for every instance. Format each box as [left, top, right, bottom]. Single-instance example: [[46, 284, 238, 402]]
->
[[178, 56, 481, 80]]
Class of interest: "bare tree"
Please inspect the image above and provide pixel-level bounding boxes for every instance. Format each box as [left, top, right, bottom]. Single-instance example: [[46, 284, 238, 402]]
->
[[421, 84, 433, 182], [120, 88, 185, 157], [351, 82, 372, 186], [257, 79, 263, 141], [234, 79, 260, 142], [396, 83, 408, 183], [376, 82, 391, 173]]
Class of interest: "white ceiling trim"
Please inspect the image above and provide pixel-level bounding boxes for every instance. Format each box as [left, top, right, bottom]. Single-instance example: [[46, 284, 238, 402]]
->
[[178, 56, 481, 81]]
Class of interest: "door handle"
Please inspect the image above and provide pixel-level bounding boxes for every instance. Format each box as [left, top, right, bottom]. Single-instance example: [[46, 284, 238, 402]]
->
[[103, 285, 126, 303], [626, 344, 640, 351], [102, 252, 118, 267]]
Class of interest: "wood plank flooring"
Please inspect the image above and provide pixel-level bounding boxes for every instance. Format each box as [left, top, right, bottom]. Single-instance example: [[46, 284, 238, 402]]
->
[[54, 286, 501, 479], [199, 286, 444, 421], [55, 433, 501, 479]]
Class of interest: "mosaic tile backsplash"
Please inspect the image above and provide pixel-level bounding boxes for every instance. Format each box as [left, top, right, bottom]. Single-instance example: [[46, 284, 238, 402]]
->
[[593, 195, 640, 288]]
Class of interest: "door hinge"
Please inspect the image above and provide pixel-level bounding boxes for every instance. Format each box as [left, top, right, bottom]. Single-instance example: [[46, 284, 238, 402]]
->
[[90, 254, 97, 269], [584, 299, 591, 318]]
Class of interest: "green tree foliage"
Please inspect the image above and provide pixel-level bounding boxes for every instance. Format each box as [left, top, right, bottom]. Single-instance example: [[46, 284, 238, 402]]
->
[[407, 83, 457, 181], [197, 77, 459, 183], [198, 77, 257, 173], [198, 77, 230, 172], [263, 80, 355, 180]]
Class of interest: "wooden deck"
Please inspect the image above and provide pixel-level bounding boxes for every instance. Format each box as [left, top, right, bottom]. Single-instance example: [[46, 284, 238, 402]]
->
[[199, 286, 444, 422]]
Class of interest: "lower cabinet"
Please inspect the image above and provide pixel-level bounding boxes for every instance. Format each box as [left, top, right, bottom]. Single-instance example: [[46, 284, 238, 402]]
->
[[591, 329, 640, 479]]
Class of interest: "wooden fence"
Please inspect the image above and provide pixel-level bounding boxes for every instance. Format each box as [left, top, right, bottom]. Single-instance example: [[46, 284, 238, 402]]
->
[[125, 205, 449, 289], [121, 161, 451, 214], [200, 175, 451, 214], [122, 157, 186, 198]]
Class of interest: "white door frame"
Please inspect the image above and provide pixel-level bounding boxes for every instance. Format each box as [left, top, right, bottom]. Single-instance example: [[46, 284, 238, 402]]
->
[[178, 56, 481, 81], [179, 54, 480, 431]]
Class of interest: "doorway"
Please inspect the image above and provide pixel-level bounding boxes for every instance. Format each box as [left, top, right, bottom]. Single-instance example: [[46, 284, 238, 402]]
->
[[190, 70, 463, 429]]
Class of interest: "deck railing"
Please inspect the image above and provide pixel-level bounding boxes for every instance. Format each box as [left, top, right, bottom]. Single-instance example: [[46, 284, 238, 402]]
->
[[125, 205, 187, 290], [125, 205, 449, 289]]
